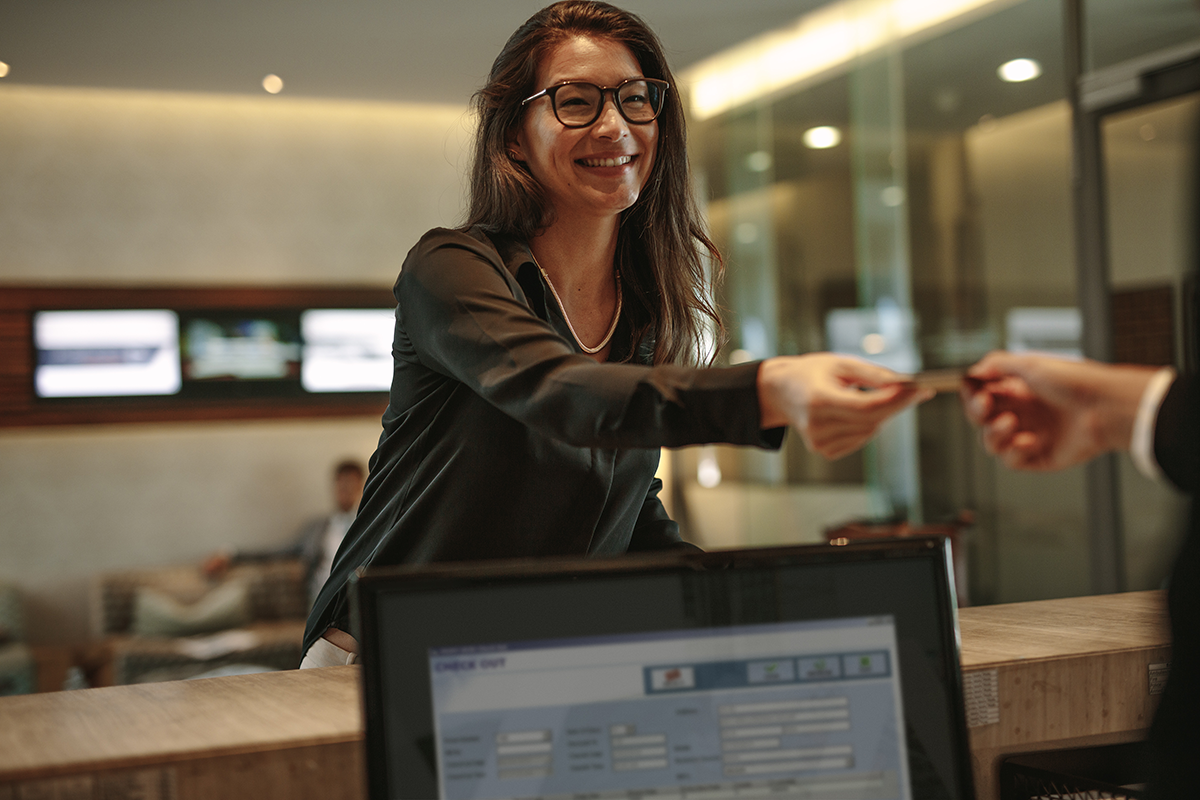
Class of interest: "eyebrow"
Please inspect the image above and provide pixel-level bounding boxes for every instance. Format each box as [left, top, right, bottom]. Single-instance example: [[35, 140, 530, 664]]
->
[[544, 75, 647, 85]]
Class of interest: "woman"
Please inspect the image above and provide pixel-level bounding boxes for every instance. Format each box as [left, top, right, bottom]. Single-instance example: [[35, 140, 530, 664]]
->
[[300, 0, 927, 668]]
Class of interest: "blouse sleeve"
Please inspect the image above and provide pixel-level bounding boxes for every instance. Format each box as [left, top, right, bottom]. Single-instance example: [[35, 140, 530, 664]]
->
[[394, 229, 783, 451]]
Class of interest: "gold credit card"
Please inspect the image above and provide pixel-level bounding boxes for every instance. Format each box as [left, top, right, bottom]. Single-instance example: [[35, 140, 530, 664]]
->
[[904, 368, 967, 393]]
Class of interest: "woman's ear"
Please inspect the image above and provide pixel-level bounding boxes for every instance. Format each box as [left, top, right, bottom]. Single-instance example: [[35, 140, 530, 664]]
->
[[507, 132, 526, 162]]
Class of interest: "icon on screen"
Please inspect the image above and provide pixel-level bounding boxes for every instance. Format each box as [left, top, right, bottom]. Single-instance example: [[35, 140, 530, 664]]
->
[[650, 666, 695, 691]]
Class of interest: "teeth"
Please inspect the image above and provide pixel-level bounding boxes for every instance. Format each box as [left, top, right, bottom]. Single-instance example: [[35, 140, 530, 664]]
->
[[580, 155, 632, 167]]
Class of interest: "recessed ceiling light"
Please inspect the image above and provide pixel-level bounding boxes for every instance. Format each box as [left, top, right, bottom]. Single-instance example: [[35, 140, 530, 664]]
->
[[262, 74, 284, 94], [998, 58, 1041, 83], [803, 126, 842, 149], [0, 62, 9, 78]]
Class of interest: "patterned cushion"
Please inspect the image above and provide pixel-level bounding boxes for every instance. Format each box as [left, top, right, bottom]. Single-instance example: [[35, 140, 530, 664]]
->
[[94, 560, 307, 636], [131, 580, 252, 637]]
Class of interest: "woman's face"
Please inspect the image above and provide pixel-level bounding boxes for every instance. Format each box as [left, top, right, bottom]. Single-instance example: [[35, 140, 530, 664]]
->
[[512, 36, 659, 225]]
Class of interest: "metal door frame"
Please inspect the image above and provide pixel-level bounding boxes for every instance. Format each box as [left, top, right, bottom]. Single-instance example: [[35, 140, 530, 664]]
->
[[1067, 0, 1200, 593]]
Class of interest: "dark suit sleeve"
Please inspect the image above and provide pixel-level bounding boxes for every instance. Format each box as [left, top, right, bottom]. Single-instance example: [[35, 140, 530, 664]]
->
[[1148, 372, 1200, 799], [1153, 374, 1200, 492]]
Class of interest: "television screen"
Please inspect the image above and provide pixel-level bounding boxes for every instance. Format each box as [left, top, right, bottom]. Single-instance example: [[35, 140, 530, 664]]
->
[[300, 308, 394, 393], [34, 310, 182, 398], [180, 313, 302, 385]]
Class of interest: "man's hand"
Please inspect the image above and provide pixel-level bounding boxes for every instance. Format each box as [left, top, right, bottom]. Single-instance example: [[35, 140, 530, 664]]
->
[[961, 351, 1157, 471]]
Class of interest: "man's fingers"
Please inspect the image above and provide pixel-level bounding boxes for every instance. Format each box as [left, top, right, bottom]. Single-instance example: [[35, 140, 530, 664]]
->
[[966, 350, 1023, 382], [963, 386, 993, 425], [982, 412, 1018, 454]]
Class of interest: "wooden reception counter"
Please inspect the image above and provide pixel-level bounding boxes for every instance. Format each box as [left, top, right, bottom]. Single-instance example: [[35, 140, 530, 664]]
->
[[959, 589, 1170, 800], [0, 590, 1172, 800]]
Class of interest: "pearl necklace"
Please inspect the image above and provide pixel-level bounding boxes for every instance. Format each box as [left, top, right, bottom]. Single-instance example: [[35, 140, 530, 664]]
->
[[530, 251, 622, 355]]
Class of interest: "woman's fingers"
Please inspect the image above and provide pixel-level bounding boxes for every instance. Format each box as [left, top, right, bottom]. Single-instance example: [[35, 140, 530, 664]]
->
[[758, 354, 935, 459], [831, 357, 911, 389]]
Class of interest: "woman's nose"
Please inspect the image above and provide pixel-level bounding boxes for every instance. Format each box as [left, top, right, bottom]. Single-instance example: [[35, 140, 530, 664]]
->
[[592, 100, 629, 139]]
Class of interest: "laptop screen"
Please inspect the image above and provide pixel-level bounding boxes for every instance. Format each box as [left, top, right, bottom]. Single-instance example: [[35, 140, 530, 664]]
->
[[354, 539, 973, 800]]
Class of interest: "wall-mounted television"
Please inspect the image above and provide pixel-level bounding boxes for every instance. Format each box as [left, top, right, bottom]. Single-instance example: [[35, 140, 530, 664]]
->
[[179, 311, 303, 396], [28, 300, 394, 407], [300, 308, 394, 393], [33, 309, 182, 398]]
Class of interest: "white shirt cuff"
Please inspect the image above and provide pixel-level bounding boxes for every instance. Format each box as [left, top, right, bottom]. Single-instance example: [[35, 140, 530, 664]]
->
[[1130, 366, 1177, 482]]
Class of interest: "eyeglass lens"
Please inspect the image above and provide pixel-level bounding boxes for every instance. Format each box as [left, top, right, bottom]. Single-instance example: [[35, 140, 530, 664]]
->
[[553, 80, 664, 127]]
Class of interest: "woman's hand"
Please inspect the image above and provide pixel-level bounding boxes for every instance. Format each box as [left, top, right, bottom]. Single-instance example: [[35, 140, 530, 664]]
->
[[757, 354, 932, 460]]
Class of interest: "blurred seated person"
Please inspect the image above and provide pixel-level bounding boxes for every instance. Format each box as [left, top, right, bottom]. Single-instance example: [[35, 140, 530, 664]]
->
[[960, 351, 1193, 800], [204, 459, 366, 606]]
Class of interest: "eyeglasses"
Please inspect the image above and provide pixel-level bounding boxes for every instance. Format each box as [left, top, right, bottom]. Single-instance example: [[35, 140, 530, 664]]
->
[[521, 78, 669, 128]]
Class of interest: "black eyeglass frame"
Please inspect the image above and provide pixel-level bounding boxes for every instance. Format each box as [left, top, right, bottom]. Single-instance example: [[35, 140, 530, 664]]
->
[[520, 78, 670, 128]]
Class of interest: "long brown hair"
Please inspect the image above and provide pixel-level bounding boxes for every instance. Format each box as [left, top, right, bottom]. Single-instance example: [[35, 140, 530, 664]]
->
[[464, 0, 724, 366]]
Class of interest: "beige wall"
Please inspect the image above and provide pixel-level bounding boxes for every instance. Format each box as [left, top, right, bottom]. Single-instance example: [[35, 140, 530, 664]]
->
[[0, 85, 471, 645]]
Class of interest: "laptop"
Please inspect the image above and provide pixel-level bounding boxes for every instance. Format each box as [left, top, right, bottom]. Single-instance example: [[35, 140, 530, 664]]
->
[[353, 538, 975, 799]]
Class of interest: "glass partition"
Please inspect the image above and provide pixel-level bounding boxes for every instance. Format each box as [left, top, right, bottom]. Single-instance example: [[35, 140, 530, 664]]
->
[[682, 0, 1092, 604]]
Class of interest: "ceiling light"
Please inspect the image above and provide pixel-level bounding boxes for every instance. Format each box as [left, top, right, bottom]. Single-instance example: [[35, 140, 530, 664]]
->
[[262, 74, 284, 94], [803, 126, 842, 149], [997, 58, 1041, 83], [684, 0, 1011, 120], [0, 62, 9, 78]]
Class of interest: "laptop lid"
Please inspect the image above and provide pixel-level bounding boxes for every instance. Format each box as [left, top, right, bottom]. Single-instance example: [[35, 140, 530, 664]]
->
[[354, 538, 974, 800]]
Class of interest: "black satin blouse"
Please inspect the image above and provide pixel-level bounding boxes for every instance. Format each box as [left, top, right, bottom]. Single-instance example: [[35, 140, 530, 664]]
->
[[302, 226, 783, 656]]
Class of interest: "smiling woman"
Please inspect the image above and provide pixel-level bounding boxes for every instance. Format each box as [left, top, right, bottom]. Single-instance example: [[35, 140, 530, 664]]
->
[[299, 0, 929, 668]]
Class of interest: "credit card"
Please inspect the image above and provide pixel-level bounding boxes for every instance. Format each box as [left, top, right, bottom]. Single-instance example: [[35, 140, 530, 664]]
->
[[903, 368, 967, 393]]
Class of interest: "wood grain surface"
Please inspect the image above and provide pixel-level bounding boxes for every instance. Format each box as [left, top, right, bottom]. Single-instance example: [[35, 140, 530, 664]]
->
[[0, 665, 361, 782], [960, 590, 1170, 800], [960, 589, 1169, 666]]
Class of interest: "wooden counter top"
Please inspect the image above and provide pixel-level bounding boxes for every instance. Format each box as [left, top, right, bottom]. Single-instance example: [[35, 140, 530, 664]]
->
[[960, 589, 1169, 667], [0, 666, 363, 799], [0, 591, 1173, 800]]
